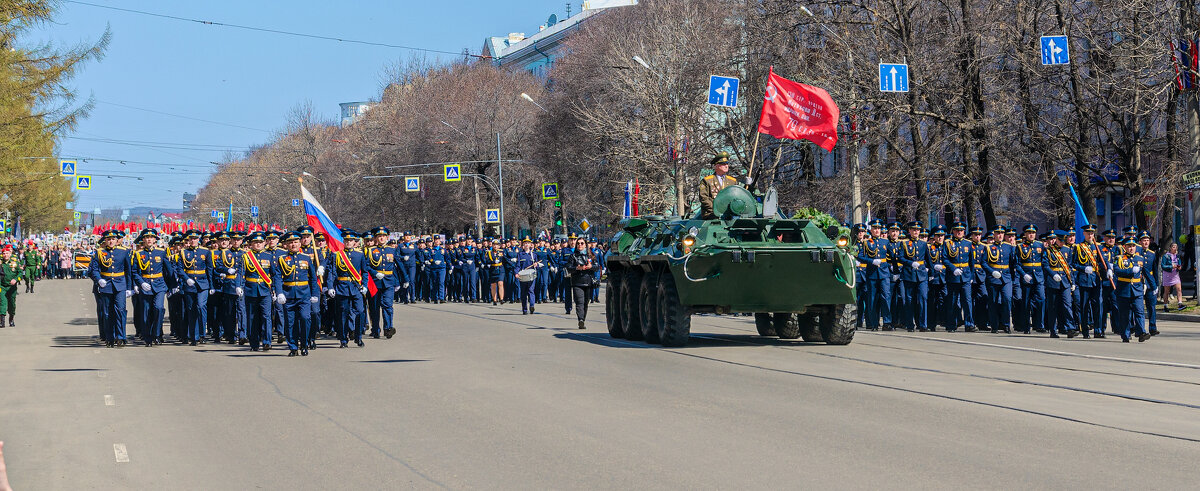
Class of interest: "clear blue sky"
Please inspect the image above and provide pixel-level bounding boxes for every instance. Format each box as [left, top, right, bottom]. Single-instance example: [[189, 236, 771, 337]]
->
[[31, 0, 573, 212]]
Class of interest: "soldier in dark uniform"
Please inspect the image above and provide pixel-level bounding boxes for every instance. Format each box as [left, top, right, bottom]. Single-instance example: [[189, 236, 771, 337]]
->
[[88, 230, 131, 347], [1138, 232, 1159, 336], [396, 234, 417, 303], [1042, 231, 1077, 338], [698, 152, 740, 219], [0, 245, 23, 328], [367, 227, 398, 339], [1113, 237, 1151, 342], [983, 226, 1016, 333], [1071, 224, 1104, 338], [130, 229, 169, 346], [240, 232, 279, 351], [1098, 230, 1119, 335], [968, 227, 989, 331], [273, 232, 320, 356], [325, 230, 373, 348]]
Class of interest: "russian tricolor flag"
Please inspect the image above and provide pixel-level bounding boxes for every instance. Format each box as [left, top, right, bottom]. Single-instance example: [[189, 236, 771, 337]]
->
[[301, 184, 345, 252]]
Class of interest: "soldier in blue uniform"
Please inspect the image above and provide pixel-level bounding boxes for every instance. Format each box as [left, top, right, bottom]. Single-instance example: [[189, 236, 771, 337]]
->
[[968, 227, 989, 331], [165, 234, 185, 343], [89, 230, 131, 347], [425, 237, 448, 303], [940, 222, 974, 332], [240, 232, 279, 351], [415, 239, 430, 302], [273, 232, 320, 356], [176, 231, 215, 346], [396, 234, 417, 304], [514, 238, 540, 314], [1112, 237, 1151, 342], [325, 230, 373, 348], [1137, 232, 1160, 336], [855, 220, 890, 330], [897, 221, 929, 332], [460, 238, 480, 303], [1070, 225, 1104, 338], [884, 223, 905, 331], [1015, 224, 1046, 334], [130, 229, 170, 347], [1041, 231, 1077, 338], [851, 225, 868, 329], [982, 226, 1015, 333], [212, 232, 243, 344], [484, 240, 506, 304], [367, 227, 398, 339], [264, 230, 286, 344], [926, 226, 948, 331], [298, 226, 325, 350], [1098, 230, 1119, 336]]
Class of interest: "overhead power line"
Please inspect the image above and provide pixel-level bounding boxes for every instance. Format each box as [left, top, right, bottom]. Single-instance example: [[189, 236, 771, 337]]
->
[[65, 136, 253, 152], [66, 1, 481, 58], [95, 100, 272, 133]]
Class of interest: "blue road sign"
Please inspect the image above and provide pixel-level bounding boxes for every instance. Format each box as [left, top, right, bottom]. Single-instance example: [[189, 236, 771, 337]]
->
[[250, 206, 259, 217], [73, 211, 81, 220], [879, 63, 909, 92], [707, 75, 740, 108], [211, 210, 219, 218], [542, 183, 559, 200], [291, 199, 301, 207], [217, 212, 225, 224], [405, 176, 421, 192], [60, 160, 76, 177], [1040, 35, 1069, 65], [444, 164, 461, 182], [485, 209, 500, 224], [75, 175, 91, 190]]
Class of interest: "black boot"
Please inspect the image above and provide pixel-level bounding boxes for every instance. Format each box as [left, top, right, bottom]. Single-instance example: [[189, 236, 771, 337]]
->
[[7, 314, 12, 327], [0, 315, 5, 328]]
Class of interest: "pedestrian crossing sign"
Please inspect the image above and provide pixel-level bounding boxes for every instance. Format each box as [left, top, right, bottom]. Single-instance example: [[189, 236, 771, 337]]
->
[[75, 175, 91, 190], [444, 164, 462, 182], [60, 160, 76, 177], [73, 211, 82, 220], [542, 183, 559, 199], [485, 208, 500, 224], [405, 176, 421, 192], [217, 212, 225, 223]]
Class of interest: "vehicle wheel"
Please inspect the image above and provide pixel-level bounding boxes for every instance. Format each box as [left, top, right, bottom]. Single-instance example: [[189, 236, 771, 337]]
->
[[656, 272, 691, 347], [605, 274, 625, 339], [773, 313, 800, 339], [620, 269, 645, 341], [819, 304, 856, 345], [797, 312, 824, 342], [639, 270, 661, 343], [754, 313, 776, 336]]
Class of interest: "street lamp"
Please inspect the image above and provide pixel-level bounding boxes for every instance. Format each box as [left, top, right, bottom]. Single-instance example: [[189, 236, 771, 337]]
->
[[520, 93, 549, 113], [800, 5, 863, 223], [632, 55, 650, 69]]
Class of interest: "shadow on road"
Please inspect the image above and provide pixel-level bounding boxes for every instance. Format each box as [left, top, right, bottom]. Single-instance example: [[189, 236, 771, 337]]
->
[[34, 368, 107, 372], [552, 331, 828, 349], [50, 335, 102, 348], [65, 318, 98, 326], [356, 359, 429, 363]]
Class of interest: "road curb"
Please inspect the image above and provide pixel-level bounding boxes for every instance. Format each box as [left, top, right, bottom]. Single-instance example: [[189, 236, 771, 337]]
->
[[1157, 312, 1200, 323]]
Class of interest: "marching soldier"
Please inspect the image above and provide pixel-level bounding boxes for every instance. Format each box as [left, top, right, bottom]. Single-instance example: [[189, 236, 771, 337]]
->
[[214, 232, 244, 344], [1071, 225, 1104, 338], [885, 223, 905, 331], [22, 242, 40, 293], [942, 222, 974, 332], [1015, 224, 1046, 334], [88, 230, 131, 347], [983, 226, 1015, 333], [927, 226, 947, 331], [325, 230, 372, 348], [1042, 231, 1077, 338], [240, 232, 279, 351], [367, 227, 398, 339], [698, 152, 739, 219], [0, 245, 22, 328], [130, 229, 169, 347], [1138, 232, 1160, 336], [178, 230, 216, 346], [968, 227, 989, 331], [397, 234, 417, 304], [856, 220, 891, 331], [898, 221, 929, 332], [273, 232, 319, 356], [1098, 230, 1119, 336], [1112, 237, 1151, 342], [426, 237, 448, 303]]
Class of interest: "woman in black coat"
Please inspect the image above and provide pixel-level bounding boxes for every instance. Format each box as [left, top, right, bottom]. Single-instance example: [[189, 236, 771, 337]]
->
[[564, 237, 598, 329]]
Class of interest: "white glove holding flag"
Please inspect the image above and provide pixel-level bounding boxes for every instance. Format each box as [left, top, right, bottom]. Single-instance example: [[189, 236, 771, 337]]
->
[[1052, 274, 1062, 282], [992, 271, 1002, 279], [1084, 266, 1094, 274], [275, 294, 287, 304], [141, 282, 151, 292], [97, 279, 107, 288], [1023, 274, 1033, 283], [235, 287, 244, 297], [1107, 270, 1114, 279], [375, 272, 384, 279], [316, 266, 325, 277], [359, 286, 368, 295], [186, 278, 195, 287]]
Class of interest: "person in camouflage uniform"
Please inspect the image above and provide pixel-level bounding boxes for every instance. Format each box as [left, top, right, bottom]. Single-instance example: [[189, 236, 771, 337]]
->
[[23, 243, 41, 293], [0, 245, 23, 327]]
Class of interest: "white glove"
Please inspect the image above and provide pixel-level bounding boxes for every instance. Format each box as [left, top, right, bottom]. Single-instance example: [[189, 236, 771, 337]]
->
[[992, 270, 1002, 279], [403, 282, 410, 288], [208, 289, 215, 295], [327, 288, 336, 298], [186, 278, 195, 286], [275, 294, 286, 304], [309, 296, 319, 304], [1132, 266, 1140, 274], [1052, 274, 1062, 282], [1023, 274, 1033, 283], [1084, 266, 1094, 274], [97, 279, 107, 288], [1107, 270, 1114, 279], [394, 286, 401, 292], [226, 268, 236, 275], [359, 286, 368, 295], [141, 282, 151, 292], [953, 268, 962, 276], [872, 259, 883, 266], [235, 287, 244, 296], [375, 272, 384, 279], [744, 176, 754, 185], [171, 287, 180, 295], [933, 264, 945, 272], [911, 261, 920, 268], [892, 274, 900, 281], [551, 266, 558, 273], [126, 290, 133, 297], [316, 266, 325, 276], [1071, 285, 1076, 292], [402, 256, 409, 261]]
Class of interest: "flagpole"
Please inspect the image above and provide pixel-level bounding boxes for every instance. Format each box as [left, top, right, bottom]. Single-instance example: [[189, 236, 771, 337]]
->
[[747, 131, 762, 181]]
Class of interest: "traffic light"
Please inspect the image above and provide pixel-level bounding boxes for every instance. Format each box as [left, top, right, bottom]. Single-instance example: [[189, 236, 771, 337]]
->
[[554, 208, 564, 227], [554, 200, 562, 208]]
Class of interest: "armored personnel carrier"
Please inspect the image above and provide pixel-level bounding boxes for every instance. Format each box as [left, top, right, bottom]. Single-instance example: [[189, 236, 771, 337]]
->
[[604, 185, 857, 347]]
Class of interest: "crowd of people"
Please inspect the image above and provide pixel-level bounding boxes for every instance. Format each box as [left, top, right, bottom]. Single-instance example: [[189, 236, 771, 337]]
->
[[81, 226, 608, 356], [852, 220, 1180, 343], [0, 234, 98, 328]]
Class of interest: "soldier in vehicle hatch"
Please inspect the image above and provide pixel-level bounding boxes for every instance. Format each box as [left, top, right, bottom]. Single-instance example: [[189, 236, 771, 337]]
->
[[698, 151, 740, 219]]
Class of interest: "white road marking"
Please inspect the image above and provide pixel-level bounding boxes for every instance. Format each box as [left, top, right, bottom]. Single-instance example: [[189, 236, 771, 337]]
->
[[113, 443, 129, 463], [97, 372, 107, 378], [104, 395, 114, 406]]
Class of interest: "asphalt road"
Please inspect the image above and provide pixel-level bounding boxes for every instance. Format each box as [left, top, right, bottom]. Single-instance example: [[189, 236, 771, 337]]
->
[[2, 279, 1199, 490]]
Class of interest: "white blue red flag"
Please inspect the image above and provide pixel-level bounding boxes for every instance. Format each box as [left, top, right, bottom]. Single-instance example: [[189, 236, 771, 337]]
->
[[623, 180, 633, 218], [301, 184, 345, 252]]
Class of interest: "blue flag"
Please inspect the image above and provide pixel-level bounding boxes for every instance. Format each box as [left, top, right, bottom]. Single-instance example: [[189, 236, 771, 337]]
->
[[1068, 182, 1089, 241]]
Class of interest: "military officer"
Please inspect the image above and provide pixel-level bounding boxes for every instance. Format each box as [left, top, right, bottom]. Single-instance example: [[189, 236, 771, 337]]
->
[[983, 226, 1016, 333], [273, 232, 320, 356], [1015, 224, 1046, 334], [22, 243, 40, 293], [856, 219, 891, 331], [325, 230, 372, 348], [885, 223, 905, 331], [177, 230, 216, 346], [940, 222, 974, 332], [1042, 231, 1077, 338], [396, 234, 417, 303], [212, 232, 244, 344], [88, 230, 131, 347], [1112, 237, 1151, 342], [926, 226, 948, 331], [968, 226, 989, 331], [1098, 230, 1119, 335], [515, 238, 540, 314], [1138, 232, 1160, 336], [898, 221, 929, 332], [1071, 224, 1104, 338], [130, 229, 170, 347], [367, 227, 398, 339], [0, 245, 22, 328], [698, 152, 740, 219], [240, 232, 279, 351]]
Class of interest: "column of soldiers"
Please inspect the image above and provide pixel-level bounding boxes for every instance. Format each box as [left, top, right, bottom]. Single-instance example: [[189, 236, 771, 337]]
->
[[854, 220, 1161, 343], [85, 225, 609, 353]]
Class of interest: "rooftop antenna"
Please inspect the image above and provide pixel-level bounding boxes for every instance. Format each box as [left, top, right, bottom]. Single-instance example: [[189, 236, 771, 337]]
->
[[565, 3, 571, 18]]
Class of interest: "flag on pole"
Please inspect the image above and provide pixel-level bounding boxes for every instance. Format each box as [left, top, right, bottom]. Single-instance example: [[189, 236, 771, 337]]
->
[[757, 67, 840, 151], [302, 183, 375, 294], [623, 180, 633, 218], [632, 178, 640, 217], [1067, 182, 1089, 242]]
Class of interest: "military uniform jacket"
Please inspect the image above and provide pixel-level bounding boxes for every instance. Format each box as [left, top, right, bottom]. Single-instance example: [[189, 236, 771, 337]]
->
[[175, 247, 216, 292], [1070, 242, 1103, 288], [273, 251, 318, 300], [214, 248, 244, 294], [459, 246, 479, 271], [898, 239, 929, 283], [940, 239, 973, 284], [368, 246, 400, 288], [504, 248, 519, 272], [325, 249, 373, 297], [240, 249, 279, 297], [982, 243, 1016, 285], [88, 246, 131, 294], [1015, 241, 1045, 285], [425, 246, 448, 271], [1099, 244, 1119, 289], [1114, 253, 1147, 298], [969, 242, 988, 283], [1140, 249, 1158, 291], [130, 247, 170, 294], [397, 243, 417, 268], [1043, 245, 1072, 290], [855, 238, 890, 281], [0, 257, 23, 289], [22, 250, 40, 269], [698, 174, 738, 218], [886, 239, 905, 279], [534, 247, 550, 273]]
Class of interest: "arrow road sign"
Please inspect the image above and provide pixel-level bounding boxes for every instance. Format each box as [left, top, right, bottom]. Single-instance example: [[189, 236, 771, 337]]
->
[[250, 206, 259, 217], [542, 183, 559, 200], [75, 175, 91, 190], [211, 210, 219, 218], [485, 208, 500, 224], [1041, 35, 1069, 65], [291, 199, 301, 207], [444, 164, 462, 182], [707, 75, 740, 108], [405, 176, 421, 192], [60, 160, 76, 177], [879, 63, 909, 92]]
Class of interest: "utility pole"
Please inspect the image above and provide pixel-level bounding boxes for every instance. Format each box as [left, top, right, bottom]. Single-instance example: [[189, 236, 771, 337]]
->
[[497, 133, 506, 239]]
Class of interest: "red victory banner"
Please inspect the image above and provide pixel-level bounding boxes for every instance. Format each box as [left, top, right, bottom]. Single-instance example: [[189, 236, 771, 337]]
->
[[757, 67, 840, 151]]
